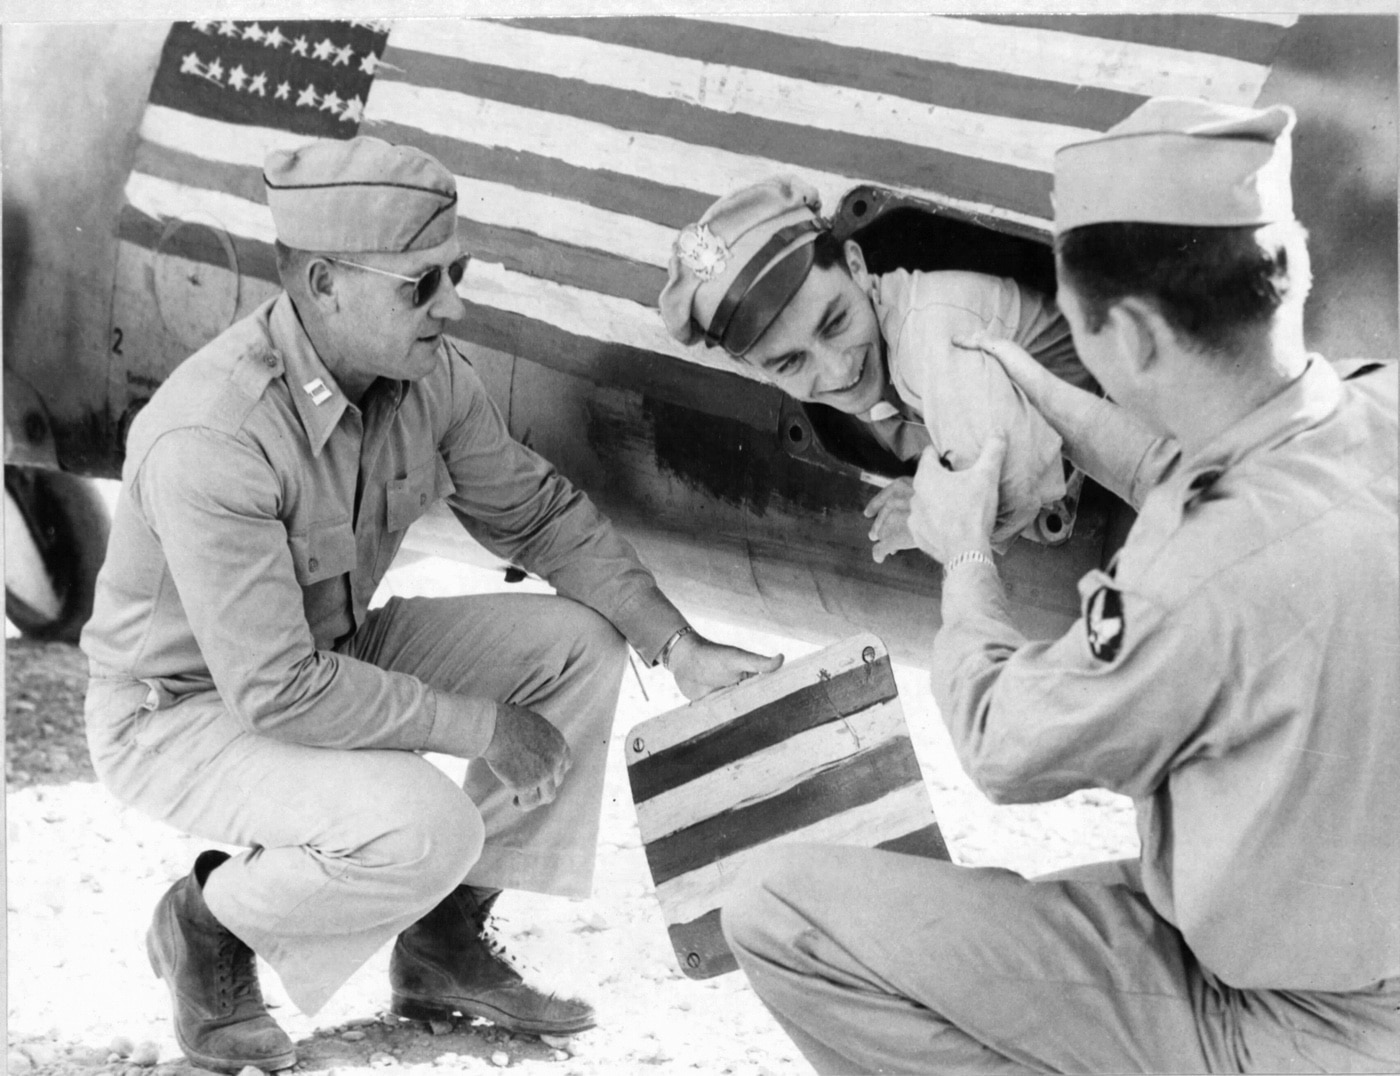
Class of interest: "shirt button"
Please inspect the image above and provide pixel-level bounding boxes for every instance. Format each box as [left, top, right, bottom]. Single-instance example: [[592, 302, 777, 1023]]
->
[[263, 355, 276, 368], [308, 557, 319, 572], [419, 493, 427, 506]]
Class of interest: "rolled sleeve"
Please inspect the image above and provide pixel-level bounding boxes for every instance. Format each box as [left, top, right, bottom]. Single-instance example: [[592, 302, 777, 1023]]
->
[[137, 429, 494, 755], [1064, 397, 1179, 510]]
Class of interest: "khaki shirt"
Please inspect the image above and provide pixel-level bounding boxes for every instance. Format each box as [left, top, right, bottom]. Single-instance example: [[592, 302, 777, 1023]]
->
[[864, 270, 1088, 545], [932, 357, 1400, 992], [82, 294, 685, 758]]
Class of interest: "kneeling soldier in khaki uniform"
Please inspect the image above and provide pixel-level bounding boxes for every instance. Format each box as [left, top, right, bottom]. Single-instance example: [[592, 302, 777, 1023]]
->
[[722, 99, 1400, 1073], [81, 136, 779, 1073]]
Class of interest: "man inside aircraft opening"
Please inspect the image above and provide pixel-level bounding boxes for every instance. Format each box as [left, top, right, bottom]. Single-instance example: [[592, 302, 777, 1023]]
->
[[721, 99, 1400, 1073], [80, 136, 781, 1074], [659, 175, 1096, 558]]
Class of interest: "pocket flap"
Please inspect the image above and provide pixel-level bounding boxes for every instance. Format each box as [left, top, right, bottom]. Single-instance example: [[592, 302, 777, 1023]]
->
[[288, 520, 357, 584]]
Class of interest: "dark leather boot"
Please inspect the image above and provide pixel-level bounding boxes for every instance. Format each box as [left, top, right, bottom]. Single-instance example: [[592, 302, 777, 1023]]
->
[[146, 850, 296, 1073], [390, 885, 595, 1035]]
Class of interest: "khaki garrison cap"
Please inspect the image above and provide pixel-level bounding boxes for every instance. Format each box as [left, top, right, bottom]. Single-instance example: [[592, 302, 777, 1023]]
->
[[264, 136, 458, 253], [660, 176, 827, 357], [1054, 97, 1296, 234]]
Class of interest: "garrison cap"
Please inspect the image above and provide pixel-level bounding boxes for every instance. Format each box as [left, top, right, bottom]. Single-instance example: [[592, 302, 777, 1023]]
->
[[1054, 97, 1296, 234], [264, 136, 458, 253], [659, 176, 827, 357]]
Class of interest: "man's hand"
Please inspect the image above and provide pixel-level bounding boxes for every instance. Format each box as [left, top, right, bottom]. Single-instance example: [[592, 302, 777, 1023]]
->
[[667, 632, 784, 701], [862, 477, 919, 563], [953, 331, 1051, 394], [482, 703, 572, 810], [908, 432, 1008, 565]]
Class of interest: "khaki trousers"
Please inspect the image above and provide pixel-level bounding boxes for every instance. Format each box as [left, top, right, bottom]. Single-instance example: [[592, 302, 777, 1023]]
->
[[722, 845, 1400, 1074], [86, 593, 627, 1015]]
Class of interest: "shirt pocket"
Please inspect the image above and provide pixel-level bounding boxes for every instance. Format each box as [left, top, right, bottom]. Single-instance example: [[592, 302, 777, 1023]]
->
[[386, 454, 453, 533], [288, 519, 358, 648], [288, 519, 358, 584]]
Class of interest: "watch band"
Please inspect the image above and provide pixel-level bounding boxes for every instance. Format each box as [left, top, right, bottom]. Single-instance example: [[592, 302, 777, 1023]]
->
[[943, 549, 996, 578], [659, 625, 695, 669]]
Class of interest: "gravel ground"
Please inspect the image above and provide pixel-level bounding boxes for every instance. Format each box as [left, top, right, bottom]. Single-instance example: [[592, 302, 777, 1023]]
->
[[6, 555, 1138, 1076]]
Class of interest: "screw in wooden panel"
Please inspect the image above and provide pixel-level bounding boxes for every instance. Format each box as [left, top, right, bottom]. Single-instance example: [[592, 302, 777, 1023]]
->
[[686, 953, 701, 969], [632, 737, 645, 754], [862, 646, 876, 664]]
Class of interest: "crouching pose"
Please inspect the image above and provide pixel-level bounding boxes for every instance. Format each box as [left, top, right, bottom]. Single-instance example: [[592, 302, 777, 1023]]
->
[[721, 100, 1400, 1073], [81, 136, 778, 1073]]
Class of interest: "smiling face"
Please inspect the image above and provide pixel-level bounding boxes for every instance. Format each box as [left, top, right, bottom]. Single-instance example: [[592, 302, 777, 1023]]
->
[[318, 237, 469, 395], [741, 242, 887, 415]]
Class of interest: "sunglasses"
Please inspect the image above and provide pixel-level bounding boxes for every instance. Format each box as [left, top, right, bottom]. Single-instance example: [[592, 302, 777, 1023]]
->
[[329, 254, 470, 307]]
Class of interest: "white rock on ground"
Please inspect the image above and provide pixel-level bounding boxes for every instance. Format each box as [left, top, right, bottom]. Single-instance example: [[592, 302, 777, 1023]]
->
[[7, 556, 1138, 1074]]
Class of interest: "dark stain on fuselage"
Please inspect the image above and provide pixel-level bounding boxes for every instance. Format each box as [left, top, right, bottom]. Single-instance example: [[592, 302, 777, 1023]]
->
[[638, 396, 867, 518]]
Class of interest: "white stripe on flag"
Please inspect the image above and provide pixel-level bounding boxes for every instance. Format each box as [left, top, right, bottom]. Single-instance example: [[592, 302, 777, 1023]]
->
[[390, 20, 1096, 175], [364, 81, 1051, 233], [125, 170, 278, 244], [136, 108, 675, 268], [456, 175, 674, 268], [653, 782, 939, 926], [634, 699, 909, 843], [138, 104, 312, 163], [462, 258, 766, 379], [692, 14, 1279, 106]]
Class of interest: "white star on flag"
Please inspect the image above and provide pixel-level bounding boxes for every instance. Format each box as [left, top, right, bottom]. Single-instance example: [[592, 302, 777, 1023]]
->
[[319, 90, 343, 114], [312, 38, 335, 61], [243, 23, 264, 42], [275, 81, 291, 100], [218, 21, 239, 37], [180, 52, 203, 75], [297, 84, 319, 107], [191, 20, 214, 34], [204, 57, 224, 83], [291, 36, 309, 56], [263, 27, 286, 50], [227, 65, 248, 91], [334, 44, 354, 67], [248, 72, 268, 97], [340, 95, 365, 123], [359, 52, 381, 75]]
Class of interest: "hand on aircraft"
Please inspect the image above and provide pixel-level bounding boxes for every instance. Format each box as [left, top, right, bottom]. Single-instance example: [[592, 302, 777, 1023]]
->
[[483, 703, 573, 810], [667, 632, 784, 701], [863, 477, 919, 564], [908, 432, 1007, 565]]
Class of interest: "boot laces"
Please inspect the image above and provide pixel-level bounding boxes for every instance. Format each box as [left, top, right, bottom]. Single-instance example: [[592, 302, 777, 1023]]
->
[[218, 931, 264, 1009]]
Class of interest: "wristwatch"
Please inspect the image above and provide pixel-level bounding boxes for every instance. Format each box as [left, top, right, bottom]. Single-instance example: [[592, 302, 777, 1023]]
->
[[659, 625, 694, 669]]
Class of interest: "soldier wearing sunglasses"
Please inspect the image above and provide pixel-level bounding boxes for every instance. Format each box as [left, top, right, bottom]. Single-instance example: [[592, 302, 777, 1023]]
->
[[80, 135, 781, 1073]]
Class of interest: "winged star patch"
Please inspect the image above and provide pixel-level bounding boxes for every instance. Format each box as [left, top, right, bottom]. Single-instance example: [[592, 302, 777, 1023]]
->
[[1086, 585, 1125, 662]]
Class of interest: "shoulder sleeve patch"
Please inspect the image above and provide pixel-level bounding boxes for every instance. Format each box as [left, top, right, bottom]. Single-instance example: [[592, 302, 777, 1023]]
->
[[1085, 585, 1125, 662]]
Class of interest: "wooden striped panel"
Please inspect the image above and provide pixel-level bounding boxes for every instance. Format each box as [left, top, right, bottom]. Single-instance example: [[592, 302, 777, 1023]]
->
[[115, 17, 1294, 401], [625, 633, 947, 978]]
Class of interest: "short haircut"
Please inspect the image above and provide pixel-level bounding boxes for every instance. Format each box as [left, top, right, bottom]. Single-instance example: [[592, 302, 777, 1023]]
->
[[811, 228, 849, 272], [1055, 220, 1311, 353]]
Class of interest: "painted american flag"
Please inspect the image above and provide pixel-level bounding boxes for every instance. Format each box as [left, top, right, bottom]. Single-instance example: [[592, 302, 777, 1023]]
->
[[117, 15, 1299, 386]]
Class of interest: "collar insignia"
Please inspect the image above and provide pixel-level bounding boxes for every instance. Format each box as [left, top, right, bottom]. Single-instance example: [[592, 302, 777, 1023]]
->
[[303, 378, 334, 406]]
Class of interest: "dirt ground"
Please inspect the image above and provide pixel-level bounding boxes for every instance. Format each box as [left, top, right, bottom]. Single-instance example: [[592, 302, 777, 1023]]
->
[[6, 557, 1139, 1076]]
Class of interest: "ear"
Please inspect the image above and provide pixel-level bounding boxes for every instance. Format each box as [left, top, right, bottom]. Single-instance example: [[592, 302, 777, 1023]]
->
[[843, 238, 873, 291], [304, 258, 340, 312], [1102, 296, 1167, 374]]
